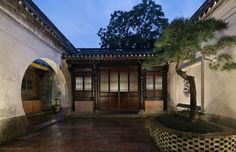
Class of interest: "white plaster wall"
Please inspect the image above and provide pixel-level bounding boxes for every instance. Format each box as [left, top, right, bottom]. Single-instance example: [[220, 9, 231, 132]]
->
[[201, 0, 236, 119], [0, 9, 68, 120], [207, 0, 236, 36], [167, 63, 202, 111], [167, 63, 177, 111], [61, 59, 72, 115], [178, 64, 202, 107], [204, 60, 236, 118]]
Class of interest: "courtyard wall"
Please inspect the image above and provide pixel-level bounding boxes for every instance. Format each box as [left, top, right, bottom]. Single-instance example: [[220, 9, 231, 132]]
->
[[0, 1, 72, 143]]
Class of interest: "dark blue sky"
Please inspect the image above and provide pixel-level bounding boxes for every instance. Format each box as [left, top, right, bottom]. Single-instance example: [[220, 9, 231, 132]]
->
[[33, 0, 205, 48]]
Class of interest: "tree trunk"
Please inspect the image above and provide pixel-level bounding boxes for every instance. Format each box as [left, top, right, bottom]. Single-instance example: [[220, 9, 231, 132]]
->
[[176, 59, 198, 121], [188, 76, 198, 121]]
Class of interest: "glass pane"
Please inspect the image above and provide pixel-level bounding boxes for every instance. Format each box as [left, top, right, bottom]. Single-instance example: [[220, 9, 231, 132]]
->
[[155, 76, 162, 90], [27, 80, 32, 90], [130, 72, 138, 92], [76, 77, 83, 91], [120, 72, 128, 92], [110, 72, 118, 92], [146, 75, 154, 90], [100, 72, 109, 92], [84, 77, 92, 91]]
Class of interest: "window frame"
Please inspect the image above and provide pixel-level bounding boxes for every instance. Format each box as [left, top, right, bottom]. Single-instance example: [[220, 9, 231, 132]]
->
[[75, 77, 83, 91], [22, 78, 33, 91], [145, 71, 163, 100], [75, 75, 92, 91], [84, 76, 92, 91], [99, 68, 139, 93]]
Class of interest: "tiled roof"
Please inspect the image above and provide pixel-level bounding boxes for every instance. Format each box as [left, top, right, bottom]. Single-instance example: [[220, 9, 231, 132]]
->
[[190, 0, 222, 21], [63, 48, 156, 60], [31, 59, 51, 71], [17, 0, 77, 54], [34, 59, 50, 67]]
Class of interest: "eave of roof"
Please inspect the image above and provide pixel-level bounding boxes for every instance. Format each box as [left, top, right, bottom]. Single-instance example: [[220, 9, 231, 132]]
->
[[17, 0, 77, 54], [31, 59, 51, 71], [190, 0, 223, 21], [63, 48, 156, 60]]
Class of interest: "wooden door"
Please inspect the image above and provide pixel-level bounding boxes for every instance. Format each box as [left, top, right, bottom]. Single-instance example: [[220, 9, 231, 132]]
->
[[99, 67, 139, 113]]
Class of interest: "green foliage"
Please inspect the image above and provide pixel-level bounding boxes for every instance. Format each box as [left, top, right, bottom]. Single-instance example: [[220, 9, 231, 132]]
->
[[209, 53, 236, 71], [97, 0, 168, 50], [145, 18, 236, 71]]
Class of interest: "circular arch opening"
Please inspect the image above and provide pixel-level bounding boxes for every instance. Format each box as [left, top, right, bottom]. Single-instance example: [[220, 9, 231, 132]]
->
[[21, 58, 67, 125]]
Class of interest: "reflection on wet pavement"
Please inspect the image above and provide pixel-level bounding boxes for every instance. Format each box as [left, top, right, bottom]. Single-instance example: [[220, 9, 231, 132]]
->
[[0, 118, 159, 152]]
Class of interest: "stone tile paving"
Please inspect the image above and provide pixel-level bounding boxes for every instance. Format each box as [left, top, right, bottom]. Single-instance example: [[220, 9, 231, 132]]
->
[[0, 118, 159, 152]]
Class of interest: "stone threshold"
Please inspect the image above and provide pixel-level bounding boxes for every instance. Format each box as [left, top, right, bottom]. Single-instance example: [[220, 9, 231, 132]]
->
[[26, 111, 54, 117], [68, 112, 163, 119]]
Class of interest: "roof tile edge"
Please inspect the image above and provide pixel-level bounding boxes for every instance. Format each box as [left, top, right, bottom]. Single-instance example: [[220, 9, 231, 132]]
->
[[17, 0, 77, 54], [190, 0, 225, 21]]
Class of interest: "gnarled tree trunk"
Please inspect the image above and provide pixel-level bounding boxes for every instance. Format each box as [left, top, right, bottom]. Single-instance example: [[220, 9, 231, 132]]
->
[[176, 59, 198, 121]]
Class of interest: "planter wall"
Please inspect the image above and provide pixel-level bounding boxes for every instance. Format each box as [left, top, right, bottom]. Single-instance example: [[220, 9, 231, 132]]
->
[[150, 121, 236, 152]]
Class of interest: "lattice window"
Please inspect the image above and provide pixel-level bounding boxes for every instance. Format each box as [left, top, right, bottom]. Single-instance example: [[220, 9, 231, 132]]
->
[[146, 75, 154, 90], [100, 72, 109, 92], [75, 77, 83, 91], [110, 72, 118, 92], [120, 72, 128, 92], [155, 76, 162, 90], [130, 72, 138, 92], [84, 77, 92, 91]]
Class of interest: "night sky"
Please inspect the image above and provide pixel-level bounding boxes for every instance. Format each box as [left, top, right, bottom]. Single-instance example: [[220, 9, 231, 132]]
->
[[33, 0, 205, 48]]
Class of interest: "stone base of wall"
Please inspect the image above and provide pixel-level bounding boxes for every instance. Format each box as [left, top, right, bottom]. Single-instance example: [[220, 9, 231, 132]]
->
[[75, 101, 94, 113], [150, 120, 236, 152], [0, 107, 69, 145], [145, 100, 163, 113], [0, 116, 33, 144]]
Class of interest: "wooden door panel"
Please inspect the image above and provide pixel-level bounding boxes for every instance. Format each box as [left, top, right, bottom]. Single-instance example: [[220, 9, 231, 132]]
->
[[99, 67, 139, 112], [109, 95, 118, 107], [120, 96, 129, 109], [130, 97, 139, 106]]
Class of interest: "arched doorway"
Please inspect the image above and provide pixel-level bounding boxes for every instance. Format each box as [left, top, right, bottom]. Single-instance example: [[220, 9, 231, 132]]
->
[[21, 58, 67, 125]]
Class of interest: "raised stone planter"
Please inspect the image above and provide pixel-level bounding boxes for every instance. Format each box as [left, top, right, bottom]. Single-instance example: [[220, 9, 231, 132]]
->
[[150, 120, 236, 152]]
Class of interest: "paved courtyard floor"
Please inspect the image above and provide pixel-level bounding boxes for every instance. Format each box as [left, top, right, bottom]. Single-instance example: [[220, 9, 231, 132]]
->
[[0, 118, 159, 152]]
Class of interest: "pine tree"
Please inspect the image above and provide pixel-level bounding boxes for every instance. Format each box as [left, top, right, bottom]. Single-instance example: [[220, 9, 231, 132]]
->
[[144, 18, 236, 121]]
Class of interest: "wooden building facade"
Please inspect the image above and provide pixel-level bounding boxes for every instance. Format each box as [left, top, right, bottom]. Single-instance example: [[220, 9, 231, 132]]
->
[[65, 49, 168, 113]]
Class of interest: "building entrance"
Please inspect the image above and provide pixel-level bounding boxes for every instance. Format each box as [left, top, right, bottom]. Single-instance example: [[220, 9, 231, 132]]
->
[[99, 67, 139, 112]]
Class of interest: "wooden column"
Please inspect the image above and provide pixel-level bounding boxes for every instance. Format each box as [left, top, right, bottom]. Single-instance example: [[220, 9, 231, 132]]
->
[[93, 63, 99, 112], [162, 65, 168, 111], [69, 65, 75, 111], [139, 64, 145, 112]]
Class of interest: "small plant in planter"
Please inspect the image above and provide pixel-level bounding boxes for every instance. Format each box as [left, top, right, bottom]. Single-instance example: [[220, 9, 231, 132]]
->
[[53, 91, 61, 113]]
